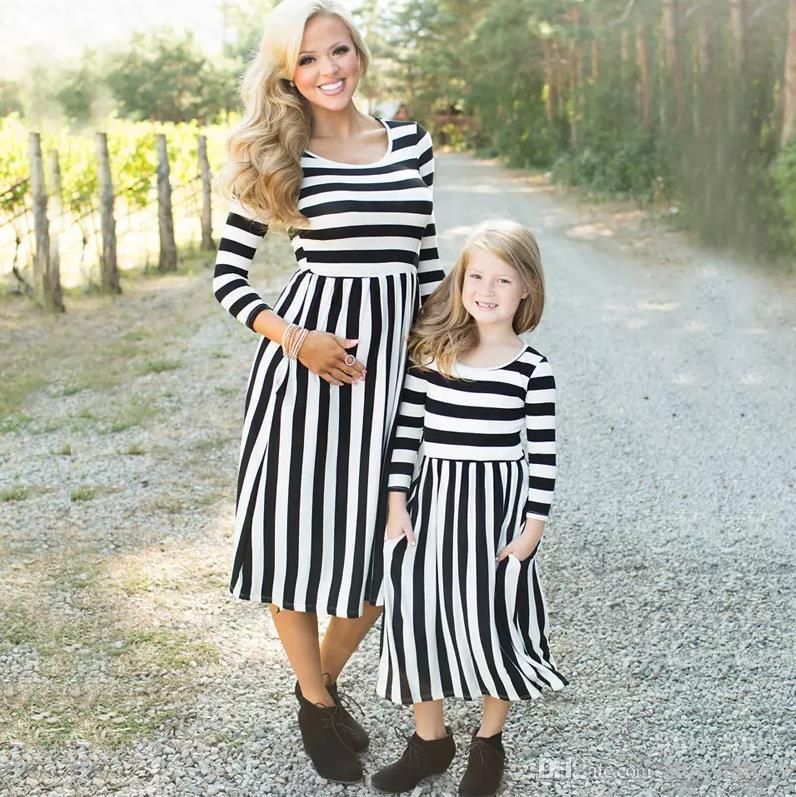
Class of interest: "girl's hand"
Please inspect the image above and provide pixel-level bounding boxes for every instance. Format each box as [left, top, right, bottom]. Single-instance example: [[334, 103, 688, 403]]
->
[[386, 493, 415, 545], [295, 332, 366, 386], [496, 517, 544, 562]]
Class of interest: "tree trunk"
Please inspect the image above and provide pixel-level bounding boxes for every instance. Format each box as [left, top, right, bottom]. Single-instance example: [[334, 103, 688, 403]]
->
[[96, 132, 121, 294], [662, 0, 685, 132], [620, 25, 630, 88], [636, 19, 653, 130], [730, 0, 748, 75], [553, 40, 566, 120], [694, 15, 712, 132], [782, 0, 796, 142], [542, 38, 556, 125], [570, 39, 583, 149], [156, 134, 177, 272]]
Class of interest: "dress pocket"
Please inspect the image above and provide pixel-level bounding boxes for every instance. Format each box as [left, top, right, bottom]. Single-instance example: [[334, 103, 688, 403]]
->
[[383, 533, 407, 553]]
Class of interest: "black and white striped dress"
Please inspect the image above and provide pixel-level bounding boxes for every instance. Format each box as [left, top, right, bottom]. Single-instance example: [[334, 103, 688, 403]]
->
[[377, 346, 569, 704], [212, 118, 445, 617]]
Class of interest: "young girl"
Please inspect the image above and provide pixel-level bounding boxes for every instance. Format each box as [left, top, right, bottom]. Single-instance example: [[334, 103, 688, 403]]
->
[[373, 220, 569, 796]]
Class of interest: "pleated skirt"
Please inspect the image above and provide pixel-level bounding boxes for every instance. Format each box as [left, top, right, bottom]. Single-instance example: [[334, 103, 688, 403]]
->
[[229, 262, 418, 617], [377, 457, 569, 704]]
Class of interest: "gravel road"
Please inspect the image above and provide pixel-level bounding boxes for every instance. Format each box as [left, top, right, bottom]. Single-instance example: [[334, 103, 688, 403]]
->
[[1, 151, 794, 796]]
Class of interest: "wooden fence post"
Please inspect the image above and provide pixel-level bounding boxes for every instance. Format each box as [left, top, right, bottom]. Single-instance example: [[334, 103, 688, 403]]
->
[[47, 149, 65, 312], [96, 132, 121, 294], [156, 134, 177, 272], [27, 132, 63, 311], [198, 134, 214, 250]]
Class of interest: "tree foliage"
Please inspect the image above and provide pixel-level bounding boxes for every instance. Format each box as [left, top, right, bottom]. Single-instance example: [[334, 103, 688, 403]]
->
[[372, 0, 794, 255]]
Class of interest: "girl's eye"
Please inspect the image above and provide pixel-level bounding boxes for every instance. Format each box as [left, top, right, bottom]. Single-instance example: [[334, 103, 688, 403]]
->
[[469, 273, 481, 279], [334, 45, 350, 55], [499, 278, 511, 284], [298, 56, 313, 66]]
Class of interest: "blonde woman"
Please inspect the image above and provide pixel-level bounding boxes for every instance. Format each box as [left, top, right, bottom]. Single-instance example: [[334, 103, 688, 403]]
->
[[212, 0, 444, 784], [375, 221, 568, 796]]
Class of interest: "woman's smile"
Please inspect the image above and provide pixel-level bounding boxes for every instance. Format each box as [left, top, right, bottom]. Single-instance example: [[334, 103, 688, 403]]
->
[[318, 77, 346, 95]]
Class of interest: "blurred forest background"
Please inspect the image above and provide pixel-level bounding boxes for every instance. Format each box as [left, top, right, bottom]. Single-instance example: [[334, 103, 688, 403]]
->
[[2, 0, 796, 299]]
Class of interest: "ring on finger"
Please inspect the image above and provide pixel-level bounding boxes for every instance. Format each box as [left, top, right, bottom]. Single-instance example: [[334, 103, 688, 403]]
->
[[344, 354, 356, 366]]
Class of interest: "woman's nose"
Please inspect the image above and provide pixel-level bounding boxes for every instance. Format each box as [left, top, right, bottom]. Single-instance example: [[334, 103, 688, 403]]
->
[[320, 57, 340, 76]]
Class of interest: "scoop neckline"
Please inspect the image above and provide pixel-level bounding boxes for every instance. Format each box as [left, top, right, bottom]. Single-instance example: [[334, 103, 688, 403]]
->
[[455, 343, 529, 372], [303, 116, 392, 167]]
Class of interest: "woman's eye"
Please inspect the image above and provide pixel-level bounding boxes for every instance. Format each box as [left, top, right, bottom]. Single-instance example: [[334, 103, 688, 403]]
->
[[335, 45, 349, 55], [298, 56, 313, 66]]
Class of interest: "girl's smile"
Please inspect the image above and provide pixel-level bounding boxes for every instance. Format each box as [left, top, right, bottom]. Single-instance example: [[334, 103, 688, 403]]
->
[[462, 248, 529, 327]]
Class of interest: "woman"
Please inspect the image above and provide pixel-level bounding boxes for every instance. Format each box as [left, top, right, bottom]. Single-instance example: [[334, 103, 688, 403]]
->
[[212, 0, 445, 784]]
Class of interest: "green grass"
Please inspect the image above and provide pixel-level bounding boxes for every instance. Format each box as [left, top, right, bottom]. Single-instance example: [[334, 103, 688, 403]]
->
[[70, 486, 96, 502], [123, 443, 145, 456], [1, 485, 28, 501], [153, 496, 184, 514], [0, 413, 31, 434], [111, 629, 220, 671], [0, 373, 47, 421], [105, 398, 159, 434], [60, 383, 88, 397], [192, 435, 228, 452], [141, 359, 181, 374]]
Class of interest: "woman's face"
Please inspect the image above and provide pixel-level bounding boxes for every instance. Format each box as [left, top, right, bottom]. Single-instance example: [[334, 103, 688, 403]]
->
[[292, 14, 361, 110], [461, 248, 529, 329]]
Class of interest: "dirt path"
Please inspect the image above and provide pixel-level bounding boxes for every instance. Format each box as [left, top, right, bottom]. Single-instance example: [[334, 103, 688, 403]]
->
[[1, 155, 793, 796]]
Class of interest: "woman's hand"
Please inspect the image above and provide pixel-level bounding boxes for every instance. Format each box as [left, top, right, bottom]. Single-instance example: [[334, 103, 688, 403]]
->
[[386, 492, 415, 545], [496, 517, 544, 562], [296, 332, 366, 386]]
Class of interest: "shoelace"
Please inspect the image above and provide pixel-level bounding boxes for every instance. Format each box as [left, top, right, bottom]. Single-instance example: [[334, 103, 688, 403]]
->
[[392, 726, 423, 769], [315, 701, 358, 754], [333, 685, 365, 727]]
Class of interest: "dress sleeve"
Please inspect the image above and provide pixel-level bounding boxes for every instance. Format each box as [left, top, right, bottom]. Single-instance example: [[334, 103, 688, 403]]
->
[[387, 364, 429, 492], [524, 357, 557, 520], [415, 124, 446, 305], [212, 197, 272, 331]]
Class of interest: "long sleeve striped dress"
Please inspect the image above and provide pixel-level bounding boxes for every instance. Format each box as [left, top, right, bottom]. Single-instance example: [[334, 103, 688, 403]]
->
[[377, 345, 569, 704], [212, 118, 445, 617]]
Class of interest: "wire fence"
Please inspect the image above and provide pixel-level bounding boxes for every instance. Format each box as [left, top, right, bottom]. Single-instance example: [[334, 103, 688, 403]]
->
[[1, 132, 217, 301]]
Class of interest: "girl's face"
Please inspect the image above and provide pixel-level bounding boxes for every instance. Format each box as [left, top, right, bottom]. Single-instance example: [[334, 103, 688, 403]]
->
[[292, 14, 361, 110], [461, 248, 529, 330]]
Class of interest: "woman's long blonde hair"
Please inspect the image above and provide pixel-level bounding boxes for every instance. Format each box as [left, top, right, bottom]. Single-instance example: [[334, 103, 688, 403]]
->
[[408, 220, 546, 378], [215, 0, 371, 227]]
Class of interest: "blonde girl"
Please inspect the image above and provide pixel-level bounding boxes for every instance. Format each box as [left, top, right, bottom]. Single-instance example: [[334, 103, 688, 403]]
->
[[374, 220, 569, 796], [212, 0, 444, 784]]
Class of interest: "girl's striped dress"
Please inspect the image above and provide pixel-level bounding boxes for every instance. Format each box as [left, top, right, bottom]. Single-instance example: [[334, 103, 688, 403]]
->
[[212, 118, 445, 617], [377, 346, 569, 704]]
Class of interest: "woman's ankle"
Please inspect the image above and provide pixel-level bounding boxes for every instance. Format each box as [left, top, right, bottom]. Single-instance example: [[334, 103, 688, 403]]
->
[[415, 724, 449, 741], [297, 682, 335, 707], [476, 723, 505, 738]]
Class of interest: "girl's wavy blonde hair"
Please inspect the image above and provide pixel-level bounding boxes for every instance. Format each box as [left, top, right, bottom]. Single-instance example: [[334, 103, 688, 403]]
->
[[408, 220, 545, 378], [216, 0, 371, 228]]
